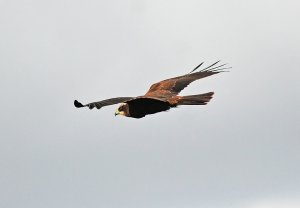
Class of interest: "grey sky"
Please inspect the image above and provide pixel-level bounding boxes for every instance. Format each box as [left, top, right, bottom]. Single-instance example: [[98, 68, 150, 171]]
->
[[0, 0, 299, 207]]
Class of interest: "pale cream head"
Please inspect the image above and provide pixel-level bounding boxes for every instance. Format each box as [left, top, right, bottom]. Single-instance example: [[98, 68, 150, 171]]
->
[[115, 103, 128, 116]]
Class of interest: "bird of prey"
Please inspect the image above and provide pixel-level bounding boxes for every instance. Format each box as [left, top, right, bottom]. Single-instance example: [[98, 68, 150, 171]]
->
[[74, 61, 229, 118]]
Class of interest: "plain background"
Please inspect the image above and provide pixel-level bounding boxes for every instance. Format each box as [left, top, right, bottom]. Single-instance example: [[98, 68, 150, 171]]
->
[[0, 0, 299, 207]]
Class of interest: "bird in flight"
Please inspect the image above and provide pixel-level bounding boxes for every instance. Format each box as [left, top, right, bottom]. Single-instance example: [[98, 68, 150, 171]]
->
[[74, 61, 229, 118]]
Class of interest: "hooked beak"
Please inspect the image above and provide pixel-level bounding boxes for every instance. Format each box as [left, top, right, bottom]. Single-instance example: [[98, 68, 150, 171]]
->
[[115, 110, 119, 116]]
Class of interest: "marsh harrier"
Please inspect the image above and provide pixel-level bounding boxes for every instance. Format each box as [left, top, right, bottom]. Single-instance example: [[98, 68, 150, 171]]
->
[[74, 61, 228, 118]]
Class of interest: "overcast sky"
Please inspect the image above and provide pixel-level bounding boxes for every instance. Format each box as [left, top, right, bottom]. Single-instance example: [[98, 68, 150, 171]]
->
[[0, 0, 300, 208]]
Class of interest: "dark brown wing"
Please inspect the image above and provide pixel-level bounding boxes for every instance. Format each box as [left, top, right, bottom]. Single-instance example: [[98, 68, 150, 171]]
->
[[74, 97, 135, 110], [145, 61, 229, 97]]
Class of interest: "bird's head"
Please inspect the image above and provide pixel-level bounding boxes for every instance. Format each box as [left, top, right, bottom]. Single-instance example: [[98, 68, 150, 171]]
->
[[115, 103, 129, 117]]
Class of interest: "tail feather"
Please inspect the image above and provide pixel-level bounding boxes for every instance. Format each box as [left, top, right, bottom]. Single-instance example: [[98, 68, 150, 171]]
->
[[177, 92, 214, 105]]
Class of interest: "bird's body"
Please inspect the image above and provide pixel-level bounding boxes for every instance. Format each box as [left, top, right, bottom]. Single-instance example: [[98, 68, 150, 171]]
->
[[74, 61, 228, 118]]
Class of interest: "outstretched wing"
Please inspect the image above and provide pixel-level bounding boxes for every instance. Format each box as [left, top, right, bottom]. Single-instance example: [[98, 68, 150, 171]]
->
[[74, 97, 135, 110], [145, 61, 229, 97]]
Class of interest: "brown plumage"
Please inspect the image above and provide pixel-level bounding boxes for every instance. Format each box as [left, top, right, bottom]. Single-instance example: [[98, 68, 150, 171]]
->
[[74, 61, 229, 118]]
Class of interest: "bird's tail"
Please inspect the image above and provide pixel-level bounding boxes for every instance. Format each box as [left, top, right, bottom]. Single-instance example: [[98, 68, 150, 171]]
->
[[177, 92, 214, 105]]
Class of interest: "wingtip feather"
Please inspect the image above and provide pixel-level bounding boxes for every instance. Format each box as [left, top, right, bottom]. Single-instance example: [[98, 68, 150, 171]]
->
[[74, 100, 84, 108]]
